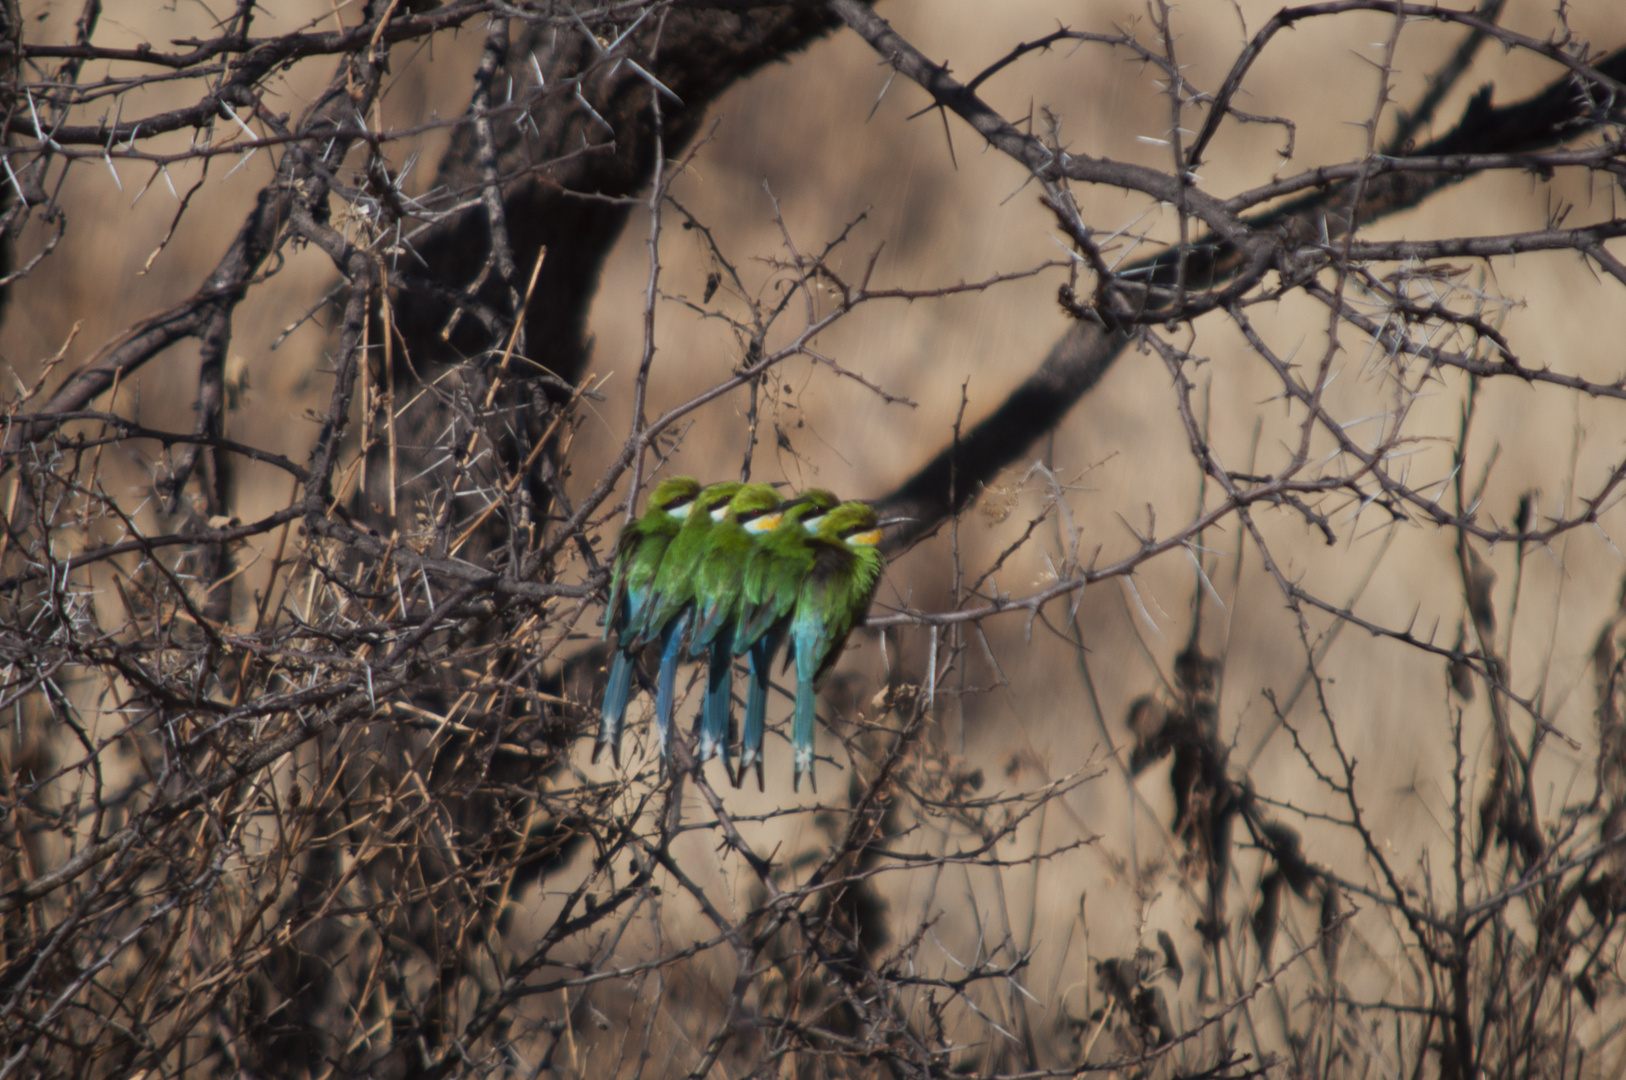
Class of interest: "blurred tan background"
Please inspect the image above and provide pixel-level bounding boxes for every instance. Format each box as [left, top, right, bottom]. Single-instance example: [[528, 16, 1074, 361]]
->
[[571, 3, 1626, 1045], [11, 0, 1626, 1065]]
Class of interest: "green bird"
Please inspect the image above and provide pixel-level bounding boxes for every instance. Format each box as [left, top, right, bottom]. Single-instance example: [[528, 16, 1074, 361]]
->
[[595, 475, 700, 766], [784, 501, 886, 792], [687, 483, 785, 771], [628, 480, 744, 765], [730, 488, 840, 790]]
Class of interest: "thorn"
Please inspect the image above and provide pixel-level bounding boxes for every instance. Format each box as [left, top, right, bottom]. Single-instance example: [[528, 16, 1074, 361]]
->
[[867, 67, 899, 123], [3, 155, 28, 207]]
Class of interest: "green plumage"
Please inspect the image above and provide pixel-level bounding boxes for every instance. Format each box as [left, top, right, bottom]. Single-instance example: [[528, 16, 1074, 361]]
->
[[786, 502, 886, 791], [690, 484, 785, 654], [604, 476, 701, 641], [596, 476, 700, 766], [734, 489, 840, 655], [590, 477, 889, 787], [626, 481, 742, 649], [729, 489, 840, 788], [688, 484, 784, 770], [628, 481, 742, 765]]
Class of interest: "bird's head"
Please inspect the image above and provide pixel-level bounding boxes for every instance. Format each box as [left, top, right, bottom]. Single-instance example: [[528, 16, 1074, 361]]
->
[[693, 481, 744, 522], [781, 488, 840, 531], [645, 476, 701, 518], [722, 483, 785, 532], [814, 502, 882, 547]]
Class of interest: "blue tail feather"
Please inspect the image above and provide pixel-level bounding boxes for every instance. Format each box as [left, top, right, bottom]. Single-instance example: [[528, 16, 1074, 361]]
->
[[596, 649, 633, 765], [792, 675, 817, 793], [699, 631, 734, 769], [655, 612, 688, 768], [690, 598, 728, 658], [739, 632, 779, 790], [790, 623, 826, 792]]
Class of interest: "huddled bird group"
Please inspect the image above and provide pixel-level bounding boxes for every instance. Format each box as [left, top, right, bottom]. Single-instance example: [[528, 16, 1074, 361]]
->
[[596, 477, 888, 791]]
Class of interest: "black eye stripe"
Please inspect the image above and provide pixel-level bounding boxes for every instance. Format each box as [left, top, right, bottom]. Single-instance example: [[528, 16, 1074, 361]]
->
[[737, 505, 780, 523]]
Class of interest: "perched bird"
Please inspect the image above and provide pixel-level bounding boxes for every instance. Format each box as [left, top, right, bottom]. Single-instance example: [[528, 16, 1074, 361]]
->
[[731, 488, 840, 789], [597, 476, 700, 766], [627, 481, 744, 764], [687, 483, 786, 772], [785, 502, 886, 791]]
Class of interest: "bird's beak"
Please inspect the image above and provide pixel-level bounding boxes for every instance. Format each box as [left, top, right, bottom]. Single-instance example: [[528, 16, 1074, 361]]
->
[[877, 517, 915, 529]]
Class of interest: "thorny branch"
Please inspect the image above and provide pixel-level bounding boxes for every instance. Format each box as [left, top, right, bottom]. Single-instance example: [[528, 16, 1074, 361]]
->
[[4, 1, 1626, 1077]]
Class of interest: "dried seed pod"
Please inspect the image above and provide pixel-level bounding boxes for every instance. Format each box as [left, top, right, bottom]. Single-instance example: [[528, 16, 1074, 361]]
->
[[1253, 870, 1283, 965], [1156, 929, 1183, 988]]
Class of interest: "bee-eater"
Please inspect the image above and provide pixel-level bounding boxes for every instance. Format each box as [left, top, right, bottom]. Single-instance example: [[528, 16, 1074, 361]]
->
[[597, 476, 701, 765], [730, 488, 840, 789], [687, 483, 785, 771], [784, 502, 886, 791], [628, 480, 743, 765]]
